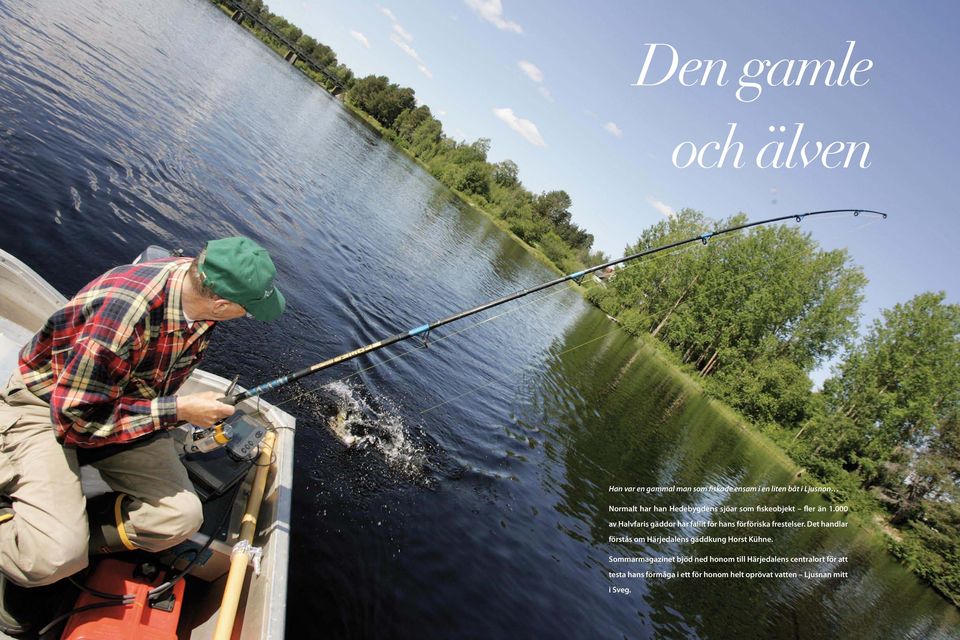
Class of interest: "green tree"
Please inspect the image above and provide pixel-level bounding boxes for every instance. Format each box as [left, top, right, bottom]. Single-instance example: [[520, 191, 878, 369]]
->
[[392, 106, 433, 144], [266, 14, 289, 31], [714, 356, 812, 427], [507, 210, 550, 244], [240, 0, 266, 15], [493, 160, 519, 188], [533, 190, 573, 227], [455, 162, 492, 198], [295, 34, 317, 56], [488, 181, 531, 221], [311, 42, 338, 69], [816, 292, 960, 481], [346, 75, 416, 128], [442, 138, 490, 166], [601, 209, 865, 429], [536, 231, 575, 272], [906, 407, 960, 563], [558, 222, 592, 251], [330, 63, 354, 89], [279, 24, 302, 43], [585, 249, 609, 267], [409, 117, 443, 159], [603, 208, 714, 331]]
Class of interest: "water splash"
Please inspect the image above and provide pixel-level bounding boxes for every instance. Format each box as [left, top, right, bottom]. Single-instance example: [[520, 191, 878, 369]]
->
[[317, 380, 428, 478]]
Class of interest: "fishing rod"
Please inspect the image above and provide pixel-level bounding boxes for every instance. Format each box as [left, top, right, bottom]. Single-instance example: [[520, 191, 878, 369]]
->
[[224, 208, 887, 405]]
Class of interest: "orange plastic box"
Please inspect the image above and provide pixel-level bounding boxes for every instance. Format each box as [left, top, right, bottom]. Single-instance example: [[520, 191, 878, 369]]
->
[[61, 559, 185, 640]]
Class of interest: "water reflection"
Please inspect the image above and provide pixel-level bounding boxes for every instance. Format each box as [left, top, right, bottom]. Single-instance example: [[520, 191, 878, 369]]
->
[[524, 311, 959, 637]]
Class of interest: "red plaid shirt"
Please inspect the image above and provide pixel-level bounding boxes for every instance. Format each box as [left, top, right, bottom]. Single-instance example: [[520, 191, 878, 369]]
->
[[19, 258, 216, 447]]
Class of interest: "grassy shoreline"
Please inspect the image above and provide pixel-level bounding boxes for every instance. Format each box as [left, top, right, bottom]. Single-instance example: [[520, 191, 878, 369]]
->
[[212, 1, 956, 608]]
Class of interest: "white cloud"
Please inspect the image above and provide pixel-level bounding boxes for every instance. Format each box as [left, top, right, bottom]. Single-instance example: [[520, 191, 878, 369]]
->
[[436, 108, 447, 116], [380, 8, 427, 76], [393, 23, 413, 42], [646, 196, 675, 218], [391, 34, 422, 62], [517, 60, 543, 83], [493, 107, 545, 147], [380, 15, 430, 78], [604, 121, 623, 137], [517, 60, 552, 101], [350, 30, 370, 48], [465, 0, 522, 33]]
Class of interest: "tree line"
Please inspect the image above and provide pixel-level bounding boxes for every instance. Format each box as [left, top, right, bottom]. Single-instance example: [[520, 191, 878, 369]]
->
[[223, 0, 606, 273]]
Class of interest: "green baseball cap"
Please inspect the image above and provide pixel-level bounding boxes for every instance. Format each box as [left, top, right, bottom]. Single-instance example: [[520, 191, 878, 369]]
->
[[198, 237, 286, 322]]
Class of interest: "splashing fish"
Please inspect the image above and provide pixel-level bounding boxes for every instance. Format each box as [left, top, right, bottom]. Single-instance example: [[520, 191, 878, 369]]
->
[[318, 381, 426, 475]]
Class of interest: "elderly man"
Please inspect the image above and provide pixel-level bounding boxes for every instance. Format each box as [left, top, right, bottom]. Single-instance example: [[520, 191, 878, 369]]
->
[[0, 236, 284, 634]]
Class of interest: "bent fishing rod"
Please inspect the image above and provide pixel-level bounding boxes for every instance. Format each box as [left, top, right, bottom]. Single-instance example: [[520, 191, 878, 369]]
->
[[223, 208, 887, 406]]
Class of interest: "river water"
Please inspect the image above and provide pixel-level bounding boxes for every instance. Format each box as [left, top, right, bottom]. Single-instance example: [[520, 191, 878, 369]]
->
[[0, 1, 957, 638]]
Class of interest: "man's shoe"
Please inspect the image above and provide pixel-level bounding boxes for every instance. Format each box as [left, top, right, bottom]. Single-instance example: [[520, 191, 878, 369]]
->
[[0, 573, 33, 636]]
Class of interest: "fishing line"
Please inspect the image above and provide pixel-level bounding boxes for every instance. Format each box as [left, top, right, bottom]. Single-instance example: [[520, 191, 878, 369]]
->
[[271, 283, 577, 411], [267, 212, 883, 417], [412, 213, 885, 417], [224, 209, 886, 414], [269, 239, 724, 412]]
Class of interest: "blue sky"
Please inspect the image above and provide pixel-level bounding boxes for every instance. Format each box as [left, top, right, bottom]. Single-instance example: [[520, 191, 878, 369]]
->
[[266, 0, 957, 380]]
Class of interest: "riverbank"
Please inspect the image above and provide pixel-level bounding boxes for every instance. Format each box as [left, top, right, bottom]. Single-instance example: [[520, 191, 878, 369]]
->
[[338, 99, 569, 277], [211, 1, 591, 279], [209, 0, 956, 609]]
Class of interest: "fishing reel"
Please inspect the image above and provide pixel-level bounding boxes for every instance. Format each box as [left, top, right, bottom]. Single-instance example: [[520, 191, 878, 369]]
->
[[179, 376, 267, 459], [180, 410, 267, 458], [175, 378, 270, 502]]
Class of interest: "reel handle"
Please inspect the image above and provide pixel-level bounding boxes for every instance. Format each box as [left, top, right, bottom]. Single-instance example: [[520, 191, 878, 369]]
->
[[218, 374, 241, 407]]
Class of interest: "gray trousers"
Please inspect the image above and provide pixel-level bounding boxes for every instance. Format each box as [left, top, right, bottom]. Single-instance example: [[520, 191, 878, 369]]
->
[[0, 371, 203, 586]]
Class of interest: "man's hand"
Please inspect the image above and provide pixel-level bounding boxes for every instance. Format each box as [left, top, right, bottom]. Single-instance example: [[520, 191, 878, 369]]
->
[[176, 391, 235, 427]]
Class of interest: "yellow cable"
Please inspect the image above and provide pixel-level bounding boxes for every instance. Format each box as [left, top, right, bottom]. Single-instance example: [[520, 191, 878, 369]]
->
[[114, 493, 136, 551]]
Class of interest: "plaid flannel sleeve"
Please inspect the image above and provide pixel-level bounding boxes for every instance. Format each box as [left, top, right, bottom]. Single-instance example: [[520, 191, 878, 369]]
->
[[49, 336, 180, 447]]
